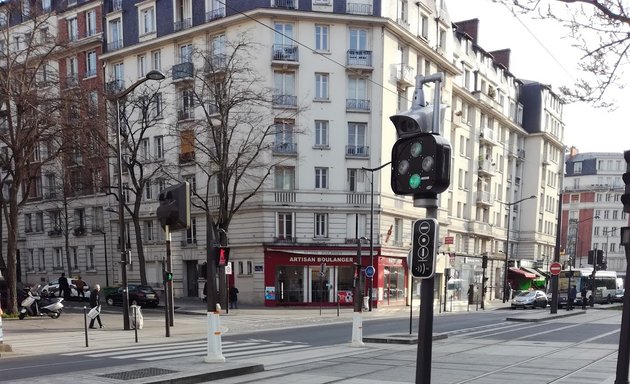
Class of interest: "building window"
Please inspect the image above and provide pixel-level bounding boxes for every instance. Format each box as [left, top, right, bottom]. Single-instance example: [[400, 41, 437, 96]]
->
[[25, 213, 32, 233], [273, 72, 296, 106], [349, 27, 367, 50], [140, 6, 155, 35], [186, 218, 197, 244], [92, 206, 103, 231], [277, 212, 294, 240], [27, 249, 35, 271], [347, 122, 367, 155], [151, 93, 163, 119], [144, 179, 153, 200], [179, 43, 193, 63], [86, 10, 96, 36], [67, 17, 78, 41], [137, 54, 147, 78], [144, 220, 154, 241], [54, 248, 63, 269], [347, 168, 365, 192], [154, 136, 164, 159], [314, 120, 329, 147], [87, 246, 95, 270], [315, 213, 328, 238], [420, 14, 429, 39], [315, 167, 328, 189], [315, 24, 329, 51], [38, 248, 45, 271], [152, 50, 162, 70], [315, 73, 329, 100], [184, 175, 197, 193], [574, 161, 582, 174], [86, 51, 97, 78], [108, 18, 122, 50], [71, 247, 79, 270], [394, 218, 403, 246], [275, 166, 295, 190], [36, 212, 44, 232]]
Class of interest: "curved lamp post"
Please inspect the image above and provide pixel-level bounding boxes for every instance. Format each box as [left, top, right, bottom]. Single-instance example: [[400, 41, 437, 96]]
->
[[106, 70, 165, 330], [502, 195, 536, 303]]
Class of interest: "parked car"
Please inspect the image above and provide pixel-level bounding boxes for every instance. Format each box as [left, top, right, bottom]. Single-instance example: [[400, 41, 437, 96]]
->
[[511, 290, 548, 309], [613, 289, 625, 303], [105, 285, 159, 307], [40, 278, 90, 300]]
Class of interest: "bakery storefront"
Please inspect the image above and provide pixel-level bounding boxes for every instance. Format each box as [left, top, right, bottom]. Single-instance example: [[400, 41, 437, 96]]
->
[[263, 245, 408, 307]]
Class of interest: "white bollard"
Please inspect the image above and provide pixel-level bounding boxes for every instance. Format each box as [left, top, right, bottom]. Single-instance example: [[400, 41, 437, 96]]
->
[[204, 304, 226, 363], [351, 312, 365, 347]]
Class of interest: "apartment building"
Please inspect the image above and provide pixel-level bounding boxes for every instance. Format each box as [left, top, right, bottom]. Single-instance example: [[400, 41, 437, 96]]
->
[[5, 0, 568, 307], [563, 150, 629, 273]]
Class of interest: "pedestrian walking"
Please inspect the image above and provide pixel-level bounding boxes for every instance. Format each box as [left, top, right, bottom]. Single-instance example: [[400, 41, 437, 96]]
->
[[568, 285, 577, 311], [89, 284, 104, 329], [58, 273, 71, 300], [229, 286, 239, 309], [75, 276, 86, 299], [581, 286, 588, 310]]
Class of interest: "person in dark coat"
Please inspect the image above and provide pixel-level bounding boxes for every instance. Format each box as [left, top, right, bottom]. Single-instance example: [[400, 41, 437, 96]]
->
[[89, 284, 103, 329], [229, 286, 239, 309], [58, 273, 71, 300]]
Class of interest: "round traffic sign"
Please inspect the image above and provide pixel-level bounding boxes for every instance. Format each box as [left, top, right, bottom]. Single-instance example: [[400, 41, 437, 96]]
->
[[550, 262, 562, 276], [365, 265, 375, 278]]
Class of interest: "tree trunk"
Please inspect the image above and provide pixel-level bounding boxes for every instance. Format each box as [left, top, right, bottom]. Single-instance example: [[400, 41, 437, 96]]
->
[[64, 197, 72, 276], [133, 219, 147, 285], [5, 197, 19, 313]]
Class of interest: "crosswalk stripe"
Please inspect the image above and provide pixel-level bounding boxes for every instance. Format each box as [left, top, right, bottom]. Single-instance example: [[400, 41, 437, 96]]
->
[[93, 342, 261, 359], [62, 339, 223, 356], [139, 344, 310, 362]]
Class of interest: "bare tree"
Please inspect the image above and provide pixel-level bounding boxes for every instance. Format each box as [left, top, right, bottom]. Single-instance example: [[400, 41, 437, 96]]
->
[[499, 0, 630, 107], [109, 84, 171, 286], [0, 3, 95, 313]]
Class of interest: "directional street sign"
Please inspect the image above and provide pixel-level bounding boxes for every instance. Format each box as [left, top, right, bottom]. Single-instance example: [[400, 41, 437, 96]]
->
[[411, 218, 438, 279]]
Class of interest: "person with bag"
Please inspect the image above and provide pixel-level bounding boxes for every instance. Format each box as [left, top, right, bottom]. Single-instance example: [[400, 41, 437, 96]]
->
[[88, 284, 104, 329]]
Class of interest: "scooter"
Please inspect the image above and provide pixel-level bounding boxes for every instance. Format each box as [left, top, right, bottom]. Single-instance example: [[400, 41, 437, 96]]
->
[[19, 286, 64, 320]]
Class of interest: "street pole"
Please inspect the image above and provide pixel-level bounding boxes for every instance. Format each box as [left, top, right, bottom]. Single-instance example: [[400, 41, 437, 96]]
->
[[102, 230, 109, 287], [106, 70, 165, 331], [351, 215, 364, 347], [362, 162, 390, 312], [614, 226, 630, 384], [550, 191, 562, 314], [503, 195, 536, 303]]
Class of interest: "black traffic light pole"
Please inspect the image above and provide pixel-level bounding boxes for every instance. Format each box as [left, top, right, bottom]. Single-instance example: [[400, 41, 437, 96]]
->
[[165, 225, 174, 326], [162, 257, 170, 338], [615, 227, 630, 384]]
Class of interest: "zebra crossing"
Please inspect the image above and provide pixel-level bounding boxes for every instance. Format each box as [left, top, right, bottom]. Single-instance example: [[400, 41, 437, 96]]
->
[[61, 338, 311, 362]]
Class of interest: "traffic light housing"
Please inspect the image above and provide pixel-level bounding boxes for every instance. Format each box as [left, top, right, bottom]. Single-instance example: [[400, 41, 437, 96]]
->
[[622, 150, 630, 213], [588, 250, 594, 265], [596, 250, 604, 266], [482, 255, 488, 269], [163, 270, 173, 282], [390, 133, 451, 196], [156, 182, 190, 230]]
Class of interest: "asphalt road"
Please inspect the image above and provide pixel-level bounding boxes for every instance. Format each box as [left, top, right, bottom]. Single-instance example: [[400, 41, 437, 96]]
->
[[0, 307, 621, 382]]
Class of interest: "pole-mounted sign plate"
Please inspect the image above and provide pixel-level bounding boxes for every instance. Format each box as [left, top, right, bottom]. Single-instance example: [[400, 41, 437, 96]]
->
[[411, 218, 438, 279]]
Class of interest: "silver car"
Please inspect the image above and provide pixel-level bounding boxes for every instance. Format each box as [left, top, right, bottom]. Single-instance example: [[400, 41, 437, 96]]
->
[[511, 290, 548, 309]]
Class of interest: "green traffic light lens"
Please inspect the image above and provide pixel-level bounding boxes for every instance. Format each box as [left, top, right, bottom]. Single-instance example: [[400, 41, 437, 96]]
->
[[410, 142, 422, 157], [409, 174, 421, 189]]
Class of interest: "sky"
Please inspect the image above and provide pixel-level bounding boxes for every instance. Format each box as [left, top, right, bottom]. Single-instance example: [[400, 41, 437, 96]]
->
[[448, 0, 630, 154]]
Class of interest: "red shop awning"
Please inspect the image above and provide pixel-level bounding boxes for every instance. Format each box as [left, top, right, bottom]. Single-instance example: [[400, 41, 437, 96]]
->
[[509, 267, 536, 279]]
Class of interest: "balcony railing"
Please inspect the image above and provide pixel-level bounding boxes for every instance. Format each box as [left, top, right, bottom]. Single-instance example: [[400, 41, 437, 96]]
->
[[272, 44, 299, 62], [345, 145, 369, 157], [347, 50, 372, 67], [206, 7, 225, 22], [84, 69, 96, 78], [106, 80, 125, 94], [476, 191, 494, 205], [107, 39, 123, 52], [478, 159, 496, 175], [172, 62, 194, 80], [347, 2, 373, 15], [272, 94, 297, 107], [346, 98, 370, 111], [395, 64, 415, 86], [272, 0, 297, 9], [272, 142, 298, 155], [346, 193, 368, 205], [479, 127, 498, 145], [275, 191, 296, 203], [177, 109, 195, 121], [174, 18, 192, 32]]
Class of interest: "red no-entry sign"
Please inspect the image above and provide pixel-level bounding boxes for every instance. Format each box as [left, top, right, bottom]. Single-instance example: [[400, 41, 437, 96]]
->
[[550, 262, 562, 276]]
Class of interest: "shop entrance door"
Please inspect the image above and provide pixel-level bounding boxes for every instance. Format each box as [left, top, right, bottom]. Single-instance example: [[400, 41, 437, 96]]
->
[[311, 266, 329, 303]]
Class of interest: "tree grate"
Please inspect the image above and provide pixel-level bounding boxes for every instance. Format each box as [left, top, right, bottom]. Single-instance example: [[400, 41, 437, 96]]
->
[[98, 367, 179, 381]]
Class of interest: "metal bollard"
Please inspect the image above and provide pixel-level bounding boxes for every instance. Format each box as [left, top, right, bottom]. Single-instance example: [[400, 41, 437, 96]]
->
[[134, 306, 138, 343], [83, 306, 89, 348], [337, 295, 340, 317]]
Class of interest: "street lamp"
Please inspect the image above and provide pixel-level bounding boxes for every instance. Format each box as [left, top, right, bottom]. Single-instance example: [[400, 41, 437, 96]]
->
[[361, 162, 390, 311], [106, 70, 165, 330], [569, 215, 599, 268], [502, 195, 536, 303]]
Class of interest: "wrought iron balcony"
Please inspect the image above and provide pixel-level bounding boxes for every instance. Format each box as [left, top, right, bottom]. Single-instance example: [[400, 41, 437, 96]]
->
[[206, 7, 225, 22], [174, 18, 192, 32], [272, 44, 299, 62], [345, 145, 369, 157], [272, 142, 298, 155], [347, 50, 372, 67], [172, 62, 194, 80], [272, 94, 297, 108], [346, 98, 370, 111], [347, 2, 372, 15]]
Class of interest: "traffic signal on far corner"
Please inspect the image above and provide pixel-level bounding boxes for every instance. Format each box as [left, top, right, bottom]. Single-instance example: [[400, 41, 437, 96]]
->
[[211, 245, 230, 267], [390, 133, 451, 196], [157, 182, 191, 230], [482, 255, 488, 269], [163, 270, 173, 282], [622, 150, 630, 213]]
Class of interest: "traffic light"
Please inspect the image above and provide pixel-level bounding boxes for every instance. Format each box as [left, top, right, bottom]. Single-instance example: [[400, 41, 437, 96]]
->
[[622, 150, 630, 213], [596, 250, 604, 266], [482, 255, 488, 269], [211, 245, 230, 267], [390, 133, 451, 196], [156, 182, 190, 230], [588, 250, 594, 265], [163, 270, 173, 282]]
